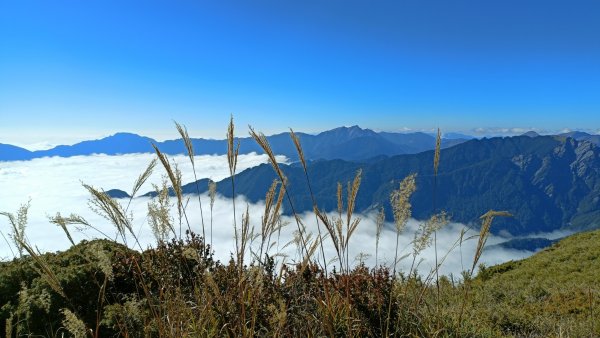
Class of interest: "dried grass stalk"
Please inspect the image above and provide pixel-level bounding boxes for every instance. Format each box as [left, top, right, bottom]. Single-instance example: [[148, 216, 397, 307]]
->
[[472, 210, 512, 273], [16, 238, 66, 298], [131, 158, 157, 198], [62, 308, 88, 338], [83, 183, 134, 244], [434, 128, 441, 176], [290, 128, 329, 272], [289, 129, 307, 171], [413, 211, 449, 257], [48, 213, 91, 247], [175, 121, 206, 240], [0, 200, 30, 256], [249, 127, 285, 183], [175, 121, 195, 165], [375, 206, 385, 266], [227, 116, 240, 178], [227, 116, 241, 260], [151, 144, 183, 215], [208, 179, 217, 247]]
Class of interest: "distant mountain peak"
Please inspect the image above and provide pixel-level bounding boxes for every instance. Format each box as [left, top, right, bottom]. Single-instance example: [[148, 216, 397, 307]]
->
[[522, 131, 540, 138], [317, 125, 377, 139], [108, 132, 148, 139], [328, 125, 365, 132], [324, 124, 367, 133]]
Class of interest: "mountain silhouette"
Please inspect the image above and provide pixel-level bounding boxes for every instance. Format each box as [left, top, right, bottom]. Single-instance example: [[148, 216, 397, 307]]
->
[[0, 126, 468, 162]]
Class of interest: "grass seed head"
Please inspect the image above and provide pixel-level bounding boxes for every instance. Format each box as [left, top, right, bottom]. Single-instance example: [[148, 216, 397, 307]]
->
[[434, 128, 441, 176], [390, 173, 417, 233]]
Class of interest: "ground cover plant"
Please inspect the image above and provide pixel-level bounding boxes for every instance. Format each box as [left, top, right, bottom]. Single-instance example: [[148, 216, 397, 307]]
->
[[1, 119, 598, 337]]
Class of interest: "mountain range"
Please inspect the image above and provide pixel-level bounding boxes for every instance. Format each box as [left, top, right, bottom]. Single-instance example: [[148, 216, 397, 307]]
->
[[134, 134, 600, 237], [3, 127, 599, 163], [0, 126, 471, 162], [4, 126, 600, 238]]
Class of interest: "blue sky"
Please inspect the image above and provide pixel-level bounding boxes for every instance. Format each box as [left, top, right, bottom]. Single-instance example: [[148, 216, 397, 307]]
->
[[1, 0, 600, 148]]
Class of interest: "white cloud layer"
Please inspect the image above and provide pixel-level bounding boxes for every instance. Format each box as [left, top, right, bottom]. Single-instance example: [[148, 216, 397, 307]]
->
[[0, 153, 282, 254], [1, 153, 549, 277]]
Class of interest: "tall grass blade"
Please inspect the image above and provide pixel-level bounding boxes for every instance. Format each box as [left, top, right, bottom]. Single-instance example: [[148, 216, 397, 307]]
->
[[175, 121, 206, 242]]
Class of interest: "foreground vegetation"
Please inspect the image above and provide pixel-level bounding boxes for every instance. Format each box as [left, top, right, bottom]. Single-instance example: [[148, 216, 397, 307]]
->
[[0, 230, 598, 337], [1, 119, 598, 337]]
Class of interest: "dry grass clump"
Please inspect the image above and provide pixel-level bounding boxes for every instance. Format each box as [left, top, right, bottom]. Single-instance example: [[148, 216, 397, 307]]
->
[[147, 177, 176, 242], [314, 169, 362, 274], [249, 126, 311, 265], [256, 179, 286, 265], [151, 144, 190, 238]]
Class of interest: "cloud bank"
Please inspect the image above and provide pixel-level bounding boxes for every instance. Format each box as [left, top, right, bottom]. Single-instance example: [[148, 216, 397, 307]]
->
[[1, 153, 546, 277], [0, 153, 282, 254]]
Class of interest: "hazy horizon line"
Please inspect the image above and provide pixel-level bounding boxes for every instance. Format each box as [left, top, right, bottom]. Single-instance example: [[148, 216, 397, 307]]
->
[[3, 125, 600, 152]]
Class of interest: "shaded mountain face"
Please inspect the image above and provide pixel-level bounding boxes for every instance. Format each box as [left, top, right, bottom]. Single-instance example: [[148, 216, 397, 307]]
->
[[0, 126, 468, 162], [559, 131, 600, 147], [489, 237, 558, 252], [176, 135, 600, 236], [379, 131, 437, 153]]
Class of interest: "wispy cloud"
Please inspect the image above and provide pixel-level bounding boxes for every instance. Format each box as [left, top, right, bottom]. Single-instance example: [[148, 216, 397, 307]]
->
[[468, 126, 600, 137], [471, 127, 543, 136]]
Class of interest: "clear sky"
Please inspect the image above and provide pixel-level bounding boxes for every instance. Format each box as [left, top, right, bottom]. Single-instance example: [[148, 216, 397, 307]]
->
[[1, 0, 600, 148]]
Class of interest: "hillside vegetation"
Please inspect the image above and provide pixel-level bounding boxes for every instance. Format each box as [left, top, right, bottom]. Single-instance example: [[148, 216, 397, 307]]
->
[[0, 230, 598, 337], [470, 229, 600, 336]]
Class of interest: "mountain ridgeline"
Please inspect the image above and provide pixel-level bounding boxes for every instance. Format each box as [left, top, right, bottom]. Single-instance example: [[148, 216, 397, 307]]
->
[[0, 126, 467, 162], [158, 134, 600, 237]]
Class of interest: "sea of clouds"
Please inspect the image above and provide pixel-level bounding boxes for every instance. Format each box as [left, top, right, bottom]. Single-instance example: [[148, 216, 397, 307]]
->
[[0, 153, 547, 277]]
